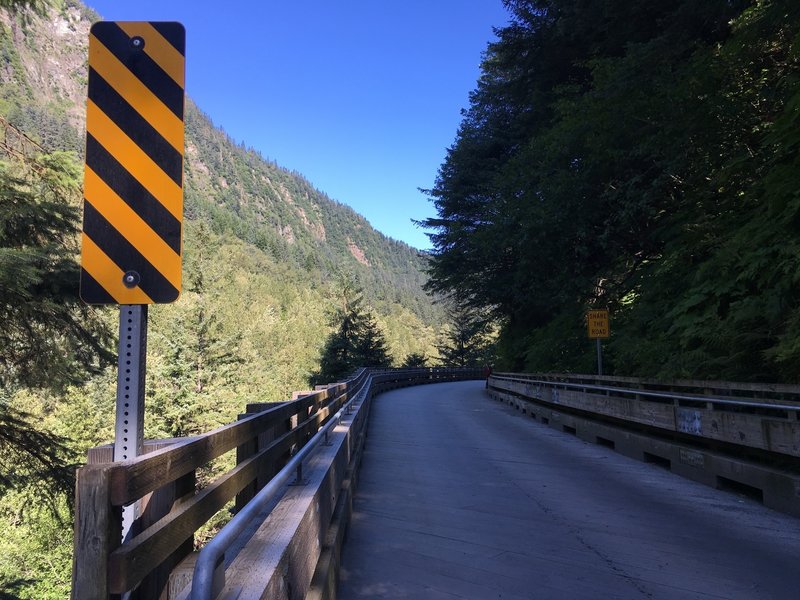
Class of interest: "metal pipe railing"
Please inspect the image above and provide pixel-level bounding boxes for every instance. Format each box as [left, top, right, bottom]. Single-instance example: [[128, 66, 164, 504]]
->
[[189, 375, 371, 600]]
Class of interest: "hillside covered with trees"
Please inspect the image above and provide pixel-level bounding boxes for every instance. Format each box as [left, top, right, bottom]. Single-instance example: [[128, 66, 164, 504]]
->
[[424, 0, 800, 382]]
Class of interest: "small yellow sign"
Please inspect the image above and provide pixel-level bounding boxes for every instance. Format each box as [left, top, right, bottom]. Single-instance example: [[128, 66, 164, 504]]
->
[[587, 309, 610, 339]]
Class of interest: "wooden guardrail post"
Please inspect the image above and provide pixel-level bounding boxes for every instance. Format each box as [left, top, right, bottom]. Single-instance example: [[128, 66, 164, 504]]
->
[[235, 412, 259, 513], [137, 468, 196, 600], [83, 440, 197, 600], [72, 465, 120, 600]]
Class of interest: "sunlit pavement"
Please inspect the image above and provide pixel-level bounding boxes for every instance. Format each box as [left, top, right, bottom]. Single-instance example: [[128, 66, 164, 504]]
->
[[337, 380, 800, 600]]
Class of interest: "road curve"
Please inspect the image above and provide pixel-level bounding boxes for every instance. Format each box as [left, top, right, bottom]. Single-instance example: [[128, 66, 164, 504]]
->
[[337, 380, 800, 600]]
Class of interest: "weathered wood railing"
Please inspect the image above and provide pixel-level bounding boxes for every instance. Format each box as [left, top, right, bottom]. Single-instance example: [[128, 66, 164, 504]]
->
[[489, 372, 800, 515], [489, 372, 800, 455], [71, 367, 482, 600]]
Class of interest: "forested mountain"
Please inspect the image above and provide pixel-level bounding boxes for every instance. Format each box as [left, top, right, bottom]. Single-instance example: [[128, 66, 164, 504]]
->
[[0, 1, 445, 596], [0, 0, 443, 392], [183, 101, 441, 322], [424, 0, 800, 382]]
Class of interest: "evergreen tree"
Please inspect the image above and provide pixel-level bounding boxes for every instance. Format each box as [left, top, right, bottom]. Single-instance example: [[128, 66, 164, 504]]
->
[[353, 311, 392, 369], [0, 132, 111, 504], [312, 276, 393, 384], [401, 352, 428, 368], [0, 147, 112, 448], [422, 0, 800, 381], [0, 152, 113, 390], [0, 3, 437, 596], [0, 404, 75, 516], [147, 250, 246, 438], [436, 300, 494, 368]]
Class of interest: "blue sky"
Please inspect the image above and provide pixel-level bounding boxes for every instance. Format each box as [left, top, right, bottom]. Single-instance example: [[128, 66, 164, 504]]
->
[[84, 1, 510, 249]]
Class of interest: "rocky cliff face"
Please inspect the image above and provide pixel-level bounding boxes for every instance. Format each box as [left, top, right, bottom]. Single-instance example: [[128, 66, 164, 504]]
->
[[0, 2, 96, 133]]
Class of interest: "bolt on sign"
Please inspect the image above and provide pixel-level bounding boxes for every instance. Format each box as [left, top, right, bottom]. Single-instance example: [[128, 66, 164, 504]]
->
[[80, 22, 185, 304], [587, 309, 610, 339]]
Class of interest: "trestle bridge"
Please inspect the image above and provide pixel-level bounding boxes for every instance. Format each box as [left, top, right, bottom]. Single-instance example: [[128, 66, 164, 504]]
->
[[71, 368, 800, 599]]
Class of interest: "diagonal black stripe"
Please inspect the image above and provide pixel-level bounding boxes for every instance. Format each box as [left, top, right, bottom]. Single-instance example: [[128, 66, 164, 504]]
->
[[151, 22, 185, 55], [80, 269, 117, 304], [85, 134, 182, 255], [89, 68, 182, 185], [91, 21, 184, 119], [83, 202, 179, 303]]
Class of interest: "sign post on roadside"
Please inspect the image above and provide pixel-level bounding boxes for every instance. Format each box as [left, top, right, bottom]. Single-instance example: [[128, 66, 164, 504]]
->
[[79, 21, 185, 541], [587, 309, 610, 376]]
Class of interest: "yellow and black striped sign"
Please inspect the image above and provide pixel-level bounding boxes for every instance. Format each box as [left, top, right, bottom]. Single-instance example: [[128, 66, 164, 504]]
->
[[80, 21, 185, 304]]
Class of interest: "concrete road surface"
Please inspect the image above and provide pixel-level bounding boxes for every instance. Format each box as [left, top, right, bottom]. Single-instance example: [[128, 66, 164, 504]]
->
[[337, 380, 800, 600]]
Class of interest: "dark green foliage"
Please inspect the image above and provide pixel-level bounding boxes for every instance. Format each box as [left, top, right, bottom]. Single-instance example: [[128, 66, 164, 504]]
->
[[0, 135, 110, 599], [0, 578, 33, 600], [401, 352, 428, 368], [148, 264, 246, 437], [0, 404, 75, 517], [0, 3, 439, 596], [424, 0, 800, 382], [0, 152, 113, 390], [312, 276, 393, 384], [7, 105, 82, 153], [0, 143, 108, 524], [354, 315, 392, 369], [435, 300, 494, 368]]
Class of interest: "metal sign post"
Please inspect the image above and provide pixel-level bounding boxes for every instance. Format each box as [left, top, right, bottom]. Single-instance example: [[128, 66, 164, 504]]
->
[[114, 304, 148, 540], [596, 338, 603, 376]]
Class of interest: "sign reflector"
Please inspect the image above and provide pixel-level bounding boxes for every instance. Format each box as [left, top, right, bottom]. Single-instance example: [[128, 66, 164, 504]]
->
[[80, 21, 185, 304], [587, 309, 610, 339]]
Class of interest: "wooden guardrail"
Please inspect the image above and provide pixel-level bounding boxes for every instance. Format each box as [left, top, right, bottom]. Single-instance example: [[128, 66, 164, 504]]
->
[[489, 372, 800, 516], [489, 372, 800, 458], [71, 367, 483, 600]]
